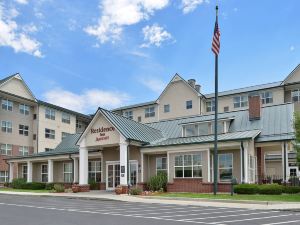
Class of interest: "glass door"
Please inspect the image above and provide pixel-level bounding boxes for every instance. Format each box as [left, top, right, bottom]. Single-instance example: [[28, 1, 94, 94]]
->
[[129, 162, 138, 186], [106, 162, 120, 190]]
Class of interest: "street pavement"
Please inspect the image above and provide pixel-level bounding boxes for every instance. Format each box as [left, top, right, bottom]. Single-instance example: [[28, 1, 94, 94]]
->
[[1, 195, 300, 225]]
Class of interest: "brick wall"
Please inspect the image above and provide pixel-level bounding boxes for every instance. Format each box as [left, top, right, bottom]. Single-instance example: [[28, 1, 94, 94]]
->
[[248, 95, 261, 120]]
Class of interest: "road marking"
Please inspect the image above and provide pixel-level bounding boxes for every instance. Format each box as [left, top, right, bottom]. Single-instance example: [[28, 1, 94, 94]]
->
[[262, 220, 300, 225], [210, 214, 295, 224]]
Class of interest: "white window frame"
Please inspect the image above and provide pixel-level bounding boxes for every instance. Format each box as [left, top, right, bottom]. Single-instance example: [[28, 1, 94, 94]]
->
[[206, 100, 215, 112], [156, 157, 167, 175], [1, 99, 13, 111], [292, 89, 300, 103], [19, 146, 29, 156], [124, 111, 133, 120], [45, 108, 55, 120], [174, 154, 203, 178], [88, 160, 102, 182], [248, 155, 257, 183], [19, 124, 29, 136], [261, 91, 273, 104], [19, 104, 30, 115], [1, 121, 12, 133], [233, 96, 248, 108], [22, 164, 28, 180], [63, 162, 73, 183], [62, 112, 71, 124], [0, 144, 12, 156], [145, 107, 155, 118], [0, 171, 8, 183], [164, 104, 170, 113], [218, 153, 233, 182], [45, 128, 55, 139], [186, 100, 193, 109], [41, 164, 48, 183]]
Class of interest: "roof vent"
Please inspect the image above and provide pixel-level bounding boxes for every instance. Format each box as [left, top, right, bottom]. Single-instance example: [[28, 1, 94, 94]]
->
[[195, 84, 201, 92], [188, 79, 196, 88]]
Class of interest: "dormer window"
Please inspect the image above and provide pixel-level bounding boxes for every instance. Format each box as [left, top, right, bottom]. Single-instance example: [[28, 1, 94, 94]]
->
[[261, 91, 273, 104], [145, 107, 155, 118], [233, 96, 248, 108], [183, 124, 198, 137], [206, 100, 215, 112], [124, 111, 133, 119]]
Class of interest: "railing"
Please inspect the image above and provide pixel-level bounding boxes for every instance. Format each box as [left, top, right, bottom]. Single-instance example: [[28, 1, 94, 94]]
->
[[256, 175, 300, 186]]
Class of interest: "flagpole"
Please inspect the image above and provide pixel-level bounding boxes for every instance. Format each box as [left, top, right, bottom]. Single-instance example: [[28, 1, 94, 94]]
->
[[213, 5, 219, 196]]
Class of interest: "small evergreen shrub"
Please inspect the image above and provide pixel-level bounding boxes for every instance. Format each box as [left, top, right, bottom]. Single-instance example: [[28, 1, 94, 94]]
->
[[11, 178, 27, 189], [45, 183, 55, 190], [148, 172, 168, 192], [129, 188, 142, 195], [258, 184, 283, 195], [234, 184, 259, 194], [282, 186, 300, 194], [22, 182, 46, 190], [88, 179, 99, 190], [53, 184, 65, 193]]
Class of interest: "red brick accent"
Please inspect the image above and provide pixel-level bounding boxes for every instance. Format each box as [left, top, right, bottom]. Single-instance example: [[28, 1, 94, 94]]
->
[[99, 182, 106, 190], [167, 178, 231, 193], [257, 147, 264, 176], [248, 95, 261, 120], [72, 184, 90, 192], [137, 182, 148, 191]]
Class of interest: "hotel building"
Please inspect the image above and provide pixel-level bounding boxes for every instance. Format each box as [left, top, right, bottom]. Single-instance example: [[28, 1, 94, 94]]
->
[[3, 64, 300, 192]]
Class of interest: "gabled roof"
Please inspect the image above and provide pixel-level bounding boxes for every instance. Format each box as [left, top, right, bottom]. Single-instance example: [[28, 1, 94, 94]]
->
[[112, 100, 157, 112], [282, 64, 300, 85]]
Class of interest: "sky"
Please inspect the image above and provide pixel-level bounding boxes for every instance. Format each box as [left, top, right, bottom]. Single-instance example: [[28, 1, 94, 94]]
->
[[1, 0, 299, 114]]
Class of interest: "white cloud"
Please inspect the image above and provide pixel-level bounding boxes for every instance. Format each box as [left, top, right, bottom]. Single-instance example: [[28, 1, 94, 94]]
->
[[140, 24, 172, 48], [0, 4, 42, 57], [139, 77, 166, 94], [181, 0, 209, 14], [128, 50, 150, 58], [84, 0, 169, 44], [290, 45, 295, 52], [14, 0, 29, 5], [43, 88, 130, 113]]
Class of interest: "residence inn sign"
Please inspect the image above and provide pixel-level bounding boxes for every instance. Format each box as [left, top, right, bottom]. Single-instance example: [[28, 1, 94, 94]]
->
[[91, 126, 116, 142]]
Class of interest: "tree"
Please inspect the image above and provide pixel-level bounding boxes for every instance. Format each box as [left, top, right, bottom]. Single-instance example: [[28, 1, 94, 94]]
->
[[294, 112, 300, 163]]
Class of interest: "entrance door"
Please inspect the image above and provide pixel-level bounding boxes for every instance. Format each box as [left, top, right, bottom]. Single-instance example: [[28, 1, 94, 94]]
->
[[106, 163, 120, 190]]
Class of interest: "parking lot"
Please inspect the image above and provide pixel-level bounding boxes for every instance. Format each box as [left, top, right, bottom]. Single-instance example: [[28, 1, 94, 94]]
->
[[0, 195, 300, 225]]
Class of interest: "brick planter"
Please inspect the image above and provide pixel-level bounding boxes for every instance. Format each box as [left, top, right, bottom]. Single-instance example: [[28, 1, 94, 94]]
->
[[72, 184, 90, 192]]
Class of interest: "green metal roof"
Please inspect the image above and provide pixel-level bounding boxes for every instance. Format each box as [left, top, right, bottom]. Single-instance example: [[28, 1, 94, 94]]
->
[[99, 108, 164, 143]]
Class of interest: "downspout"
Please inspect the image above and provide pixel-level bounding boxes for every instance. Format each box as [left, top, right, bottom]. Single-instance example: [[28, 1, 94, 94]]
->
[[69, 154, 74, 184], [241, 141, 245, 184]]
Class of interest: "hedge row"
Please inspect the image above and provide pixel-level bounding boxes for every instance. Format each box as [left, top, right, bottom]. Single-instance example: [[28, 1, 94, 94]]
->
[[234, 184, 300, 195], [11, 178, 46, 190]]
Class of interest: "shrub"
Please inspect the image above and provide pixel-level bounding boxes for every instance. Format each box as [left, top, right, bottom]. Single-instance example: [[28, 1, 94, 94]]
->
[[129, 188, 142, 195], [45, 183, 55, 190], [88, 179, 99, 190], [148, 172, 168, 192], [258, 184, 283, 195], [283, 186, 300, 194], [234, 184, 259, 194], [22, 182, 46, 190], [53, 184, 65, 193], [11, 178, 27, 189]]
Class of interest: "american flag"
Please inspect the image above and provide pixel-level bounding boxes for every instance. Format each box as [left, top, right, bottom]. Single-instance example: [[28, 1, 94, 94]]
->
[[212, 19, 220, 55]]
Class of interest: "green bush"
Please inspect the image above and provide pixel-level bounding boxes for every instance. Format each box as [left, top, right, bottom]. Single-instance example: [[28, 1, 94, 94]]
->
[[22, 182, 46, 190], [88, 179, 99, 190], [129, 188, 142, 195], [148, 172, 168, 192], [258, 184, 283, 195], [53, 184, 65, 193], [11, 178, 27, 189], [45, 183, 55, 190], [283, 186, 300, 194], [234, 184, 259, 194]]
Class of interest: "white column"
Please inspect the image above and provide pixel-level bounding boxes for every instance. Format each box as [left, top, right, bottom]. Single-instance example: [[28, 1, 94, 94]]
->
[[207, 149, 211, 182], [79, 147, 88, 185], [119, 137, 128, 186], [9, 162, 14, 182], [48, 159, 53, 183], [141, 153, 144, 183], [244, 145, 249, 183], [27, 161, 33, 182], [167, 151, 170, 183], [281, 142, 288, 181], [73, 158, 79, 183]]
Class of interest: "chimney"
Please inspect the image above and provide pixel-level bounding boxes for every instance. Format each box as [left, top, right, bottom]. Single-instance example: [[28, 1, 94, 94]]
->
[[195, 84, 201, 92], [248, 95, 261, 121], [188, 79, 196, 88]]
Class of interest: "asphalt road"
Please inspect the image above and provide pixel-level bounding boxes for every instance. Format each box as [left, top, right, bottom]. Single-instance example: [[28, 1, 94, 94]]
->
[[0, 195, 300, 225]]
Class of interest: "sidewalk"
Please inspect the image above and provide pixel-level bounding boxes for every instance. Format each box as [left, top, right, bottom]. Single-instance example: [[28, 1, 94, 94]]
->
[[1, 190, 300, 210]]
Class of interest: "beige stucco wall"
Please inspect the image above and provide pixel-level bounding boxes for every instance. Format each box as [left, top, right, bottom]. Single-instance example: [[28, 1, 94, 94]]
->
[[158, 80, 201, 120], [124, 104, 158, 124], [284, 68, 300, 84], [37, 105, 77, 152]]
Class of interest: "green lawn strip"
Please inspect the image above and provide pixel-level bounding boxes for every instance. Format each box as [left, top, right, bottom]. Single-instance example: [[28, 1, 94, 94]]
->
[[157, 193, 300, 202], [0, 188, 50, 193]]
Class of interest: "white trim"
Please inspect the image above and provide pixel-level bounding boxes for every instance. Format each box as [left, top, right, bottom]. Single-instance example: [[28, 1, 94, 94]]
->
[[141, 153, 144, 183], [155, 156, 167, 175], [173, 153, 203, 179], [167, 151, 170, 182], [63, 162, 73, 183], [207, 149, 211, 182], [218, 153, 233, 183]]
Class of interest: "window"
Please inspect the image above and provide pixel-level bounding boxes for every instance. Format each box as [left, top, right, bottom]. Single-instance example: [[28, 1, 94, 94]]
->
[[186, 100, 193, 109], [1, 121, 12, 133], [206, 100, 215, 112], [62, 112, 71, 124], [164, 104, 170, 113], [62, 132, 70, 140], [22, 165, 28, 180], [211, 121, 225, 134], [233, 96, 248, 108], [124, 111, 133, 119], [33, 114, 37, 120], [248, 155, 256, 183], [76, 120, 81, 128], [145, 107, 155, 118], [19, 104, 30, 115], [261, 91, 273, 104], [156, 157, 167, 175], [138, 116, 142, 122], [184, 124, 198, 137], [19, 146, 29, 156], [292, 89, 300, 103], [0, 171, 8, 183], [45, 128, 55, 139], [224, 106, 229, 112], [45, 108, 55, 120], [41, 164, 48, 182], [33, 134, 37, 140], [63, 163, 73, 183], [218, 153, 233, 182], [45, 148, 54, 152], [88, 161, 101, 182], [198, 123, 210, 136], [1, 99, 13, 111], [175, 154, 202, 178], [19, 124, 29, 136], [0, 144, 12, 155]]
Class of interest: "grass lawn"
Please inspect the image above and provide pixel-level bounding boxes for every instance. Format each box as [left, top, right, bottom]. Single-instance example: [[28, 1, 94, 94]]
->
[[0, 188, 50, 193], [157, 193, 300, 202]]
